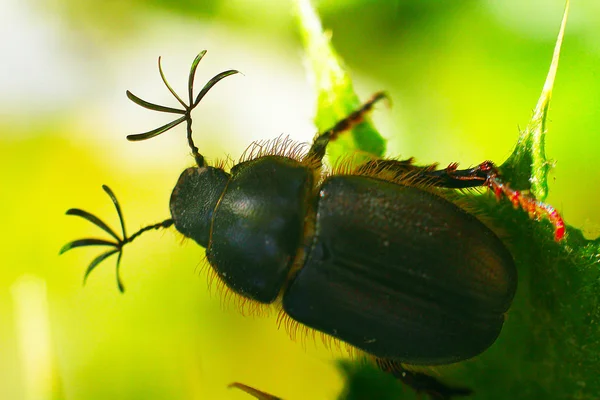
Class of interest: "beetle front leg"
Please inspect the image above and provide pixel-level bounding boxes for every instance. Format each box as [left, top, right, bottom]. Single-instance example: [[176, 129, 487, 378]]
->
[[304, 92, 389, 166]]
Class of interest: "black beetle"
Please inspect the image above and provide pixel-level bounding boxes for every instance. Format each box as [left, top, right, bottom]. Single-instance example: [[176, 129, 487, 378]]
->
[[61, 51, 566, 399]]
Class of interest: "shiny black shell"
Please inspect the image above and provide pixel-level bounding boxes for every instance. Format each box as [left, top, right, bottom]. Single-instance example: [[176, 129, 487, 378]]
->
[[169, 157, 516, 364], [282, 175, 517, 364]]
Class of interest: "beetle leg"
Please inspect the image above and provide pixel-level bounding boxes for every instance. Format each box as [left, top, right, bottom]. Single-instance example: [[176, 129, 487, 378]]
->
[[357, 159, 566, 241], [355, 158, 438, 180], [376, 359, 473, 399], [229, 382, 282, 400], [304, 92, 389, 166]]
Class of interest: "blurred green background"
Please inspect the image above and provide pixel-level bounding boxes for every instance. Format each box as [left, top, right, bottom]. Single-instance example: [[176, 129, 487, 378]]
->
[[2, 0, 599, 399]]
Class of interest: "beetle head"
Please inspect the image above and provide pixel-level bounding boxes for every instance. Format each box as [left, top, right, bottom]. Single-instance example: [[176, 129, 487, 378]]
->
[[169, 166, 231, 247]]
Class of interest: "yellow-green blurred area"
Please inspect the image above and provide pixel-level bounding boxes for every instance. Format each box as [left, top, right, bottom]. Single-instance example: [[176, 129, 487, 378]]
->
[[2, 0, 599, 399]]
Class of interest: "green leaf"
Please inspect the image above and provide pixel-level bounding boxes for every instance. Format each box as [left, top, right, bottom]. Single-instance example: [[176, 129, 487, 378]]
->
[[294, 0, 386, 164], [336, 360, 403, 400], [501, 2, 569, 201]]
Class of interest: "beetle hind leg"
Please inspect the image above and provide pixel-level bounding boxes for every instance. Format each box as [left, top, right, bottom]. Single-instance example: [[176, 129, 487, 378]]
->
[[356, 159, 566, 241], [376, 359, 473, 399]]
